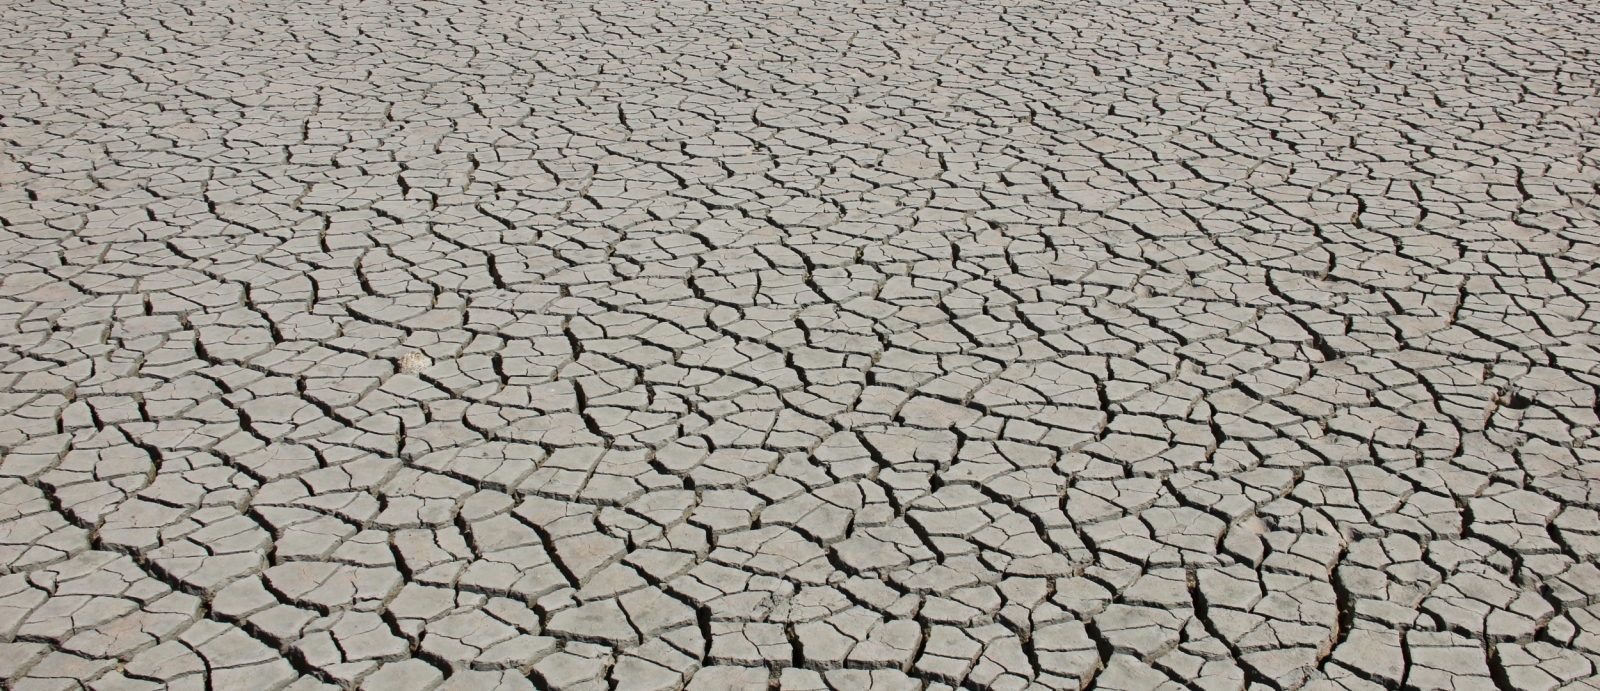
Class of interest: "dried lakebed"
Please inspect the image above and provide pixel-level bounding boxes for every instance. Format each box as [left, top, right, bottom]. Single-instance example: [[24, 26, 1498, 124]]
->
[[1, 1, 1599, 690]]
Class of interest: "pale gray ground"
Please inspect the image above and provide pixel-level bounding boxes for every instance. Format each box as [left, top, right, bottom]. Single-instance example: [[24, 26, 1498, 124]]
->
[[0, 0, 1598, 690]]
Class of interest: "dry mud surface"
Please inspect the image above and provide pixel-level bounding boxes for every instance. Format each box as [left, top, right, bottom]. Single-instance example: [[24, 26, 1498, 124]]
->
[[1, 1, 1599, 690]]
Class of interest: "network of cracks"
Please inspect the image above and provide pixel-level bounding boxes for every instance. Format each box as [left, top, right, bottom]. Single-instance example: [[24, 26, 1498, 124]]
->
[[1, 1, 1599, 690]]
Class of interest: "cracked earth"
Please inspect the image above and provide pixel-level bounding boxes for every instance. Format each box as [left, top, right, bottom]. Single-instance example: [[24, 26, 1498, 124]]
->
[[0, 0, 1598, 690]]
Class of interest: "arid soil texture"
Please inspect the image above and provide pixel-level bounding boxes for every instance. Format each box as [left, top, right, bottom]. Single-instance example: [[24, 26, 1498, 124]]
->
[[1, 1, 1599, 690]]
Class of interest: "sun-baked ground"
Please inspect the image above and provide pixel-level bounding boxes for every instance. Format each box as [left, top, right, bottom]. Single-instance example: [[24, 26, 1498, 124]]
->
[[1, 1, 1599, 690]]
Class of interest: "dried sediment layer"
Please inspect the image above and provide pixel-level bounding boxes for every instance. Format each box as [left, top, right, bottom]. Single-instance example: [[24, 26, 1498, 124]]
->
[[0, 1, 1598, 690]]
